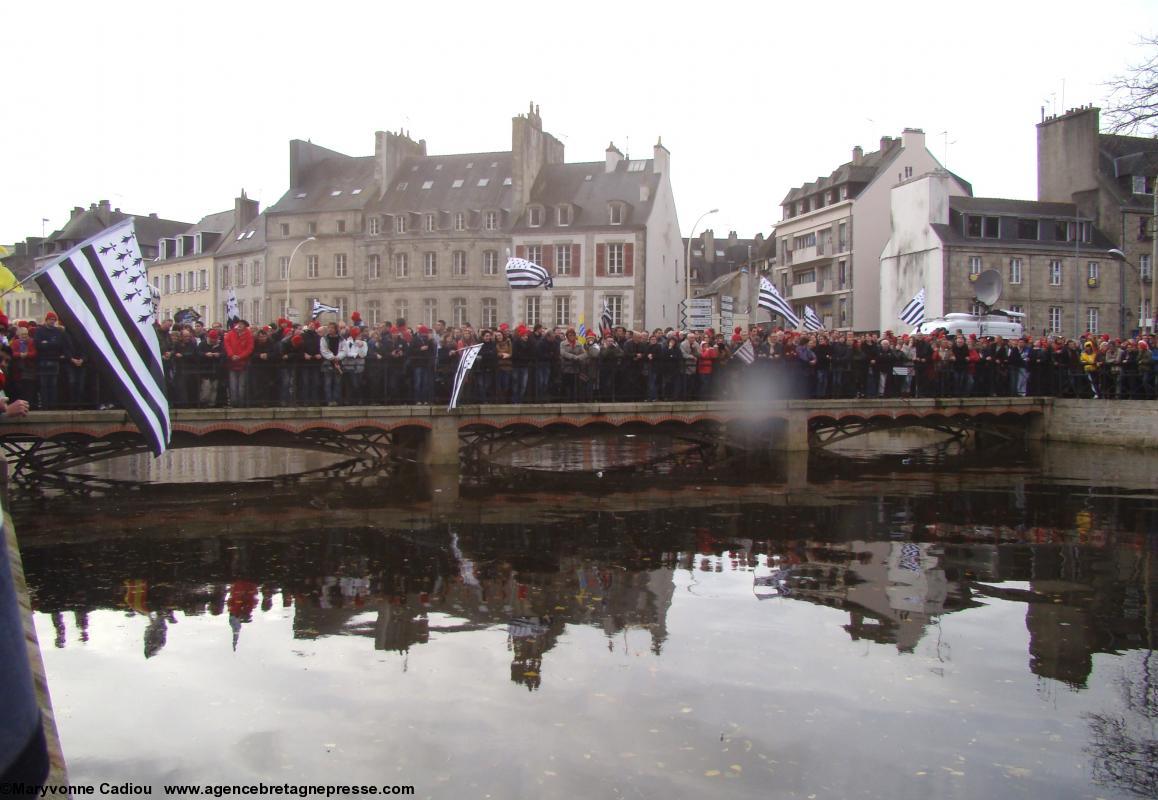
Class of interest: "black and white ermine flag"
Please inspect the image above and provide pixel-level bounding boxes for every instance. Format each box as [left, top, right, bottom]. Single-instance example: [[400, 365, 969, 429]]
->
[[757, 276, 800, 328], [600, 299, 614, 337], [226, 287, 240, 325], [33, 219, 171, 455], [733, 340, 755, 365], [505, 257, 553, 289], [899, 288, 926, 327], [803, 305, 824, 332], [311, 299, 341, 320], [448, 343, 484, 410]]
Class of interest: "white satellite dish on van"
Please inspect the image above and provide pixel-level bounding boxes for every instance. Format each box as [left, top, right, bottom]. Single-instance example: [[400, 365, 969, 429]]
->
[[973, 269, 1002, 311]]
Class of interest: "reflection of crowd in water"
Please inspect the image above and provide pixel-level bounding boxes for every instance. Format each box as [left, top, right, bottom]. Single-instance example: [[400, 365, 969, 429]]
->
[[29, 500, 1154, 691]]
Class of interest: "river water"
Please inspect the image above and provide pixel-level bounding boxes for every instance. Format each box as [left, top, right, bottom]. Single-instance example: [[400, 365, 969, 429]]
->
[[12, 432, 1157, 799]]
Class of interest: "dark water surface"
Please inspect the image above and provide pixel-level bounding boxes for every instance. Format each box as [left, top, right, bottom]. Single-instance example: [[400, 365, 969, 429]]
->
[[14, 434, 1158, 799]]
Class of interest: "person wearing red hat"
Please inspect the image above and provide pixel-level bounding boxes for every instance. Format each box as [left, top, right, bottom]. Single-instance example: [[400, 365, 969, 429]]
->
[[33, 311, 65, 408], [510, 324, 533, 403]]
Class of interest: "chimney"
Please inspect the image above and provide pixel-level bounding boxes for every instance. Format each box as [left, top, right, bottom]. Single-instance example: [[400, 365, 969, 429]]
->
[[652, 137, 670, 175], [235, 189, 259, 230], [71, 206, 84, 219], [512, 104, 558, 219], [901, 127, 925, 151], [879, 136, 893, 152], [374, 130, 425, 199], [852, 146, 864, 164], [728, 231, 738, 246], [606, 142, 623, 173], [704, 229, 715, 264]]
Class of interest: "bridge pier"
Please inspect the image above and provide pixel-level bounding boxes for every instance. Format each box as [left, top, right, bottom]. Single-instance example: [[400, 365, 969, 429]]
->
[[423, 416, 461, 467], [774, 412, 810, 452]]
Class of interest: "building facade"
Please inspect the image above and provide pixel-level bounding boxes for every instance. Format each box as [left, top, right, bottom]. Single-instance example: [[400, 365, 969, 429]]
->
[[1037, 105, 1158, 334], [882, 172, 1118, 337], [263, 105, 683, 331], [773, 129, 969, 331]]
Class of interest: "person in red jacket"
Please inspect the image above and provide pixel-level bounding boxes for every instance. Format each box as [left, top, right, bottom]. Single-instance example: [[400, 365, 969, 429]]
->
[[223, 319, 255, 407]]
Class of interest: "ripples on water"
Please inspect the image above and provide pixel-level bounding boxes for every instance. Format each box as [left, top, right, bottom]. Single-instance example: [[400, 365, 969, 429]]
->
[[14, 433, 1158, 799]]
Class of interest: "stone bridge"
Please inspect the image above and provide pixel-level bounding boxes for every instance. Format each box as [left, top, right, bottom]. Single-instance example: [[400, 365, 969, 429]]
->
[[0, 397, 1056, 475]]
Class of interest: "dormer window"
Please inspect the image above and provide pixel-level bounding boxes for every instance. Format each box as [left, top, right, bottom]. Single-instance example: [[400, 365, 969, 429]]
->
[[395, 215, 407, 234], [557, 205, 572, 226], [609, 203, 623, 225], [485, 211, 499, 231], [839, 186, 848, 201], [425, 214, 435, 232], [1133, 175, 1154, 195], [528, 206, 543, 227], [454, 212, 465, 231]]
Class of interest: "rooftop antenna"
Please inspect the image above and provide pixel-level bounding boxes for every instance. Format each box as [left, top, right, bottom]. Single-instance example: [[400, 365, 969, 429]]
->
[[939, 131, 957, 167], [625, 135, 630, 160]]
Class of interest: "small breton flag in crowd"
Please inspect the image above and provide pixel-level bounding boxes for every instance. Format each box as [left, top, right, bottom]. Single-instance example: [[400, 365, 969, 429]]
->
[[32, 219, 171, 456], [733, 339, 755, 365], [505, 256, 553, 289], [448, 343, 484, 410], [311, 298, 341, 320], [803, 305, 824, 332], [600, 299, 613, 337], [899, 287, 926, 327], [757, 276, 800, 329], [225, 287, 240, 325]]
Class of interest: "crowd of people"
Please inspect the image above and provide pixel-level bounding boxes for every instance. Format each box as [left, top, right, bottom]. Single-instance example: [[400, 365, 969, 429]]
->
[[2, 311, 1157, 409]]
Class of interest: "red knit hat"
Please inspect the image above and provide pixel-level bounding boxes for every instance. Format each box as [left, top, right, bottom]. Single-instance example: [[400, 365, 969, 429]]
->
[[348, 327, 360, 338], [351, 311, 361, 323], [207, 330, 220, 340], [291, 334, 303, 348], [418, 325, 430, 334], [45, 311, 58, 321]]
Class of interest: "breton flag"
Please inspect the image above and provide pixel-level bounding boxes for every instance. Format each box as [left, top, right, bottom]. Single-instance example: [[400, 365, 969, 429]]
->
[[32, 219, 170, 456], [733, 339, 755, 365], [505, 256, 553, 289], [311, 298, 341, 320], [448, 343, 484, 410], [600, 299, 613, 337], [173, 308, 202, 326], [803, 305, 824, 332], [899, 288, 926, 328], [225, 287, 240, 325], [757, 276, 800, 328]]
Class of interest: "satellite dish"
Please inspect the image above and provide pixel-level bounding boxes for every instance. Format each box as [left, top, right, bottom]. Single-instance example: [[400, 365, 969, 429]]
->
[[973, 269, 1003, 309]]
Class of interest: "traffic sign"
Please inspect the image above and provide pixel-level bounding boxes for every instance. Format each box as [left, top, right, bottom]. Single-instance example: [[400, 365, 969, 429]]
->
[[683, 298, 713, 311], [720, 295, 734, 311]]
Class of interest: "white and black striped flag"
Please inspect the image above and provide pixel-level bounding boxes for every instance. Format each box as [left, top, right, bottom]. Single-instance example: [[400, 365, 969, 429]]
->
[[733, 339, 755, 365], [33, 219, 170, 456], [225, 287, 240, 325], [757, 276, 800, 328], [899, 288, 926, 327], [600, 299, 613, 337], [311, 298, 341, 320], [505, 256, 553, 289], [803, 305, 824, 332], [448, 343, 484, 410]]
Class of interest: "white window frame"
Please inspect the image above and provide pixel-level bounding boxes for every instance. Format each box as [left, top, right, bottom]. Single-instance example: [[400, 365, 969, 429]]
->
[[307, 255, 319, 279], [1049, 260, 1062, 286], [526, 244, 542, 264], [452, 297, 468, 326], [968, 256, 982, 275], [1009, 258, 1022, 285], [1048, 306, 1062, 333], [279, 257, 289, 280], [481, 298, 497, 329], [485, 211, 498, 231], [1087, 307, 1099, 332], [395, 299, 408, 322], [200, 269, 209, 290], [605, 295, 623, 327], [395, 253, 409, 279], [424, 252, 437, 278], [251, 261, 262, 286], [423, 298, 437, 327], [368, 254, 381, 280], [452, 250, 467, 277], [395, 215, 407, 234], [1087, 261, 1099, 281], [554, 295, 571, 327], [425, 214, 435, 232], [525, 296, 541, 327], [483, 250, 499, 276], [454, 212, 465, 231], [1141, 254, 1153, 280], [334, 253, 348, 278], [557, 206, 571, 226], [607, 243, 625, 276], [528, 206, 542, 227], [609, 204, 623, 225], [555, 244, 572, 275], [368, 216, 381, 235]]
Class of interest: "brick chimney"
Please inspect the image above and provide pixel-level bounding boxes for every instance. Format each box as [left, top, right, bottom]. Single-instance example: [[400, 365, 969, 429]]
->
[[852, 146, 864, 164], [652, 137, 669, 174], [234, 189, 259, 230]]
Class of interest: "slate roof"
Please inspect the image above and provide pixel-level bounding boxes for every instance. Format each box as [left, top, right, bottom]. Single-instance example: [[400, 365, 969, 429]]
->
[[370, 152, 513, 216], [780, 141, 903, 205], [515, 159, 660, 230], [951, 197, 1085, 219], [40, 204, 190, 260], [216, 211, 267, 258], [266, 155, 377, 214], [932, 197, 1115, 251]]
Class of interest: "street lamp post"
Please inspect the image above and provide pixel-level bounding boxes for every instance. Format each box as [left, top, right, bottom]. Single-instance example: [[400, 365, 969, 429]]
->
[[684, 208, 719, 319], [285, 236, 315, 322], [1108, 247, 1146, 336]]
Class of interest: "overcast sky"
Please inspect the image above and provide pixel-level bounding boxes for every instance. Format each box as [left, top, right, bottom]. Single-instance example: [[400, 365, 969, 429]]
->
[[4, 0, 1153, 247]]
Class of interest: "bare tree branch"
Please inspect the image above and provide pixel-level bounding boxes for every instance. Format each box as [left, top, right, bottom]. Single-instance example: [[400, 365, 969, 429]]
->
[[1103, 35, 1158, 136]]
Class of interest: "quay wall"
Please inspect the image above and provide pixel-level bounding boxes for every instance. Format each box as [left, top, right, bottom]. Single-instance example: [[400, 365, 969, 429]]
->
[[1042, 399, 1158, 449]]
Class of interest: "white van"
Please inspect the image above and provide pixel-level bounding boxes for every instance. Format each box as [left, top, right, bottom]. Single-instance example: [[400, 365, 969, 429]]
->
[[914, 312, 1024, 339]]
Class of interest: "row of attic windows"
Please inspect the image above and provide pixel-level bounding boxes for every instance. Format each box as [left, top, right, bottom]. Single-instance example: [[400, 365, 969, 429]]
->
[[782, 185, 851, 220]]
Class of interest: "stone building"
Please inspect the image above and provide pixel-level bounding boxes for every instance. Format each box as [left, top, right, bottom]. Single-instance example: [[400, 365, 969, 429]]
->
[[1037, 105, 1158, 334], [264, 105, 683, 330], [881, 172, 1118, 336], [212, 197, 265, 325], [151, 192, 258, 324], [773, 129, 970, 331]]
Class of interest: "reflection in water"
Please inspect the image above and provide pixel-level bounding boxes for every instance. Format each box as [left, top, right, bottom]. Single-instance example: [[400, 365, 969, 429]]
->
[[15, 436, 1158, 799]]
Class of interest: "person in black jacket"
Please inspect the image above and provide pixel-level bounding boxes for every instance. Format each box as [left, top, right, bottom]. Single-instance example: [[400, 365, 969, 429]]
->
[[33, 312, 65, 408], [510, 326, 534, 404], [474, 329, 498, 403]]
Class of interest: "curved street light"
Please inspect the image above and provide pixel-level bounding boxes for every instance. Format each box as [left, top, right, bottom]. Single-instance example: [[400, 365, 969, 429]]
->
[[285, 236, 316, 322], [685, 208, 719, 306]]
